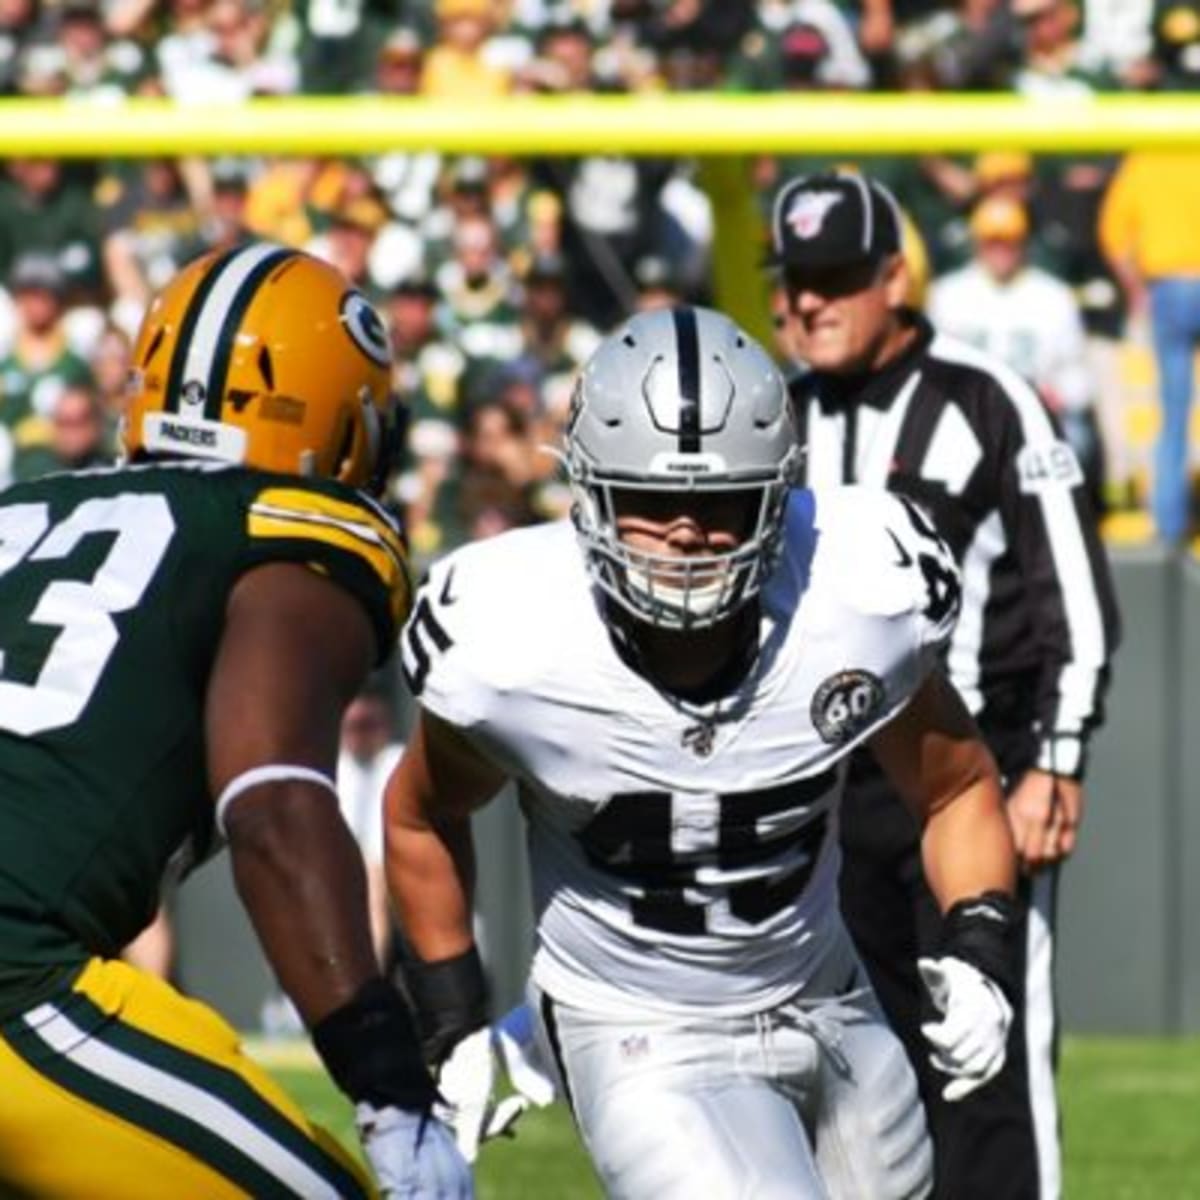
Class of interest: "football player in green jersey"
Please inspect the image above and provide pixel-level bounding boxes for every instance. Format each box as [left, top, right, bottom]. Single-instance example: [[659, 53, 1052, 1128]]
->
[[0, 243, 472, 1198]]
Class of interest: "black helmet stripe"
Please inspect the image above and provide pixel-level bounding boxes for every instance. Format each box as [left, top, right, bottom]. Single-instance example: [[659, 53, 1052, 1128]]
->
[[203, 246, 295, 419], [163, 245, 241, 414], [672, 305, 701, 453]]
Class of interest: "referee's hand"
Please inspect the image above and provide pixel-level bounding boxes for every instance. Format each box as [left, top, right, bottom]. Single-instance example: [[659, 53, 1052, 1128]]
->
[[1005, 769, 1084, 873]]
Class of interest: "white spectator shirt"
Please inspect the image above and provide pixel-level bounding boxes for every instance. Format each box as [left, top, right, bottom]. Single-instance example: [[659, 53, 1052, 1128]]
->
[[1078, 0, 1152, 73], [765, 0, 873, 89], [401, 486, 960, 1017], [928, 263, 1094, 414]]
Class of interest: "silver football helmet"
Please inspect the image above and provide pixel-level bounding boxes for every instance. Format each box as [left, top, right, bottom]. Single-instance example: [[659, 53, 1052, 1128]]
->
[[565, 306, 801, 630]]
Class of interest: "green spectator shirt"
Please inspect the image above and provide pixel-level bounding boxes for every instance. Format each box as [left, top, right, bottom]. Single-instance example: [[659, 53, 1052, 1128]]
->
[[0, 344, 95, 479], [0, 170, 103, 293], [0, 461, 409, 1018]]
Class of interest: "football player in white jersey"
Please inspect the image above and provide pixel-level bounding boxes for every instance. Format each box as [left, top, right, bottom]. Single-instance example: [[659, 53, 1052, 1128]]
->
[[385, 307, 1020, 1199]]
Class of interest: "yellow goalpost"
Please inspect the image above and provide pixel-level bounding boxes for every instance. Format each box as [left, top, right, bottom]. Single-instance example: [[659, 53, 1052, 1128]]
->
[[5, 93, 1200, 157], [6, 91, 1199, 338]]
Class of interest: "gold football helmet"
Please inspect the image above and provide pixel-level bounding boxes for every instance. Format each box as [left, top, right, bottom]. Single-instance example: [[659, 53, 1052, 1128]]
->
[[122, 242, 398, 493]]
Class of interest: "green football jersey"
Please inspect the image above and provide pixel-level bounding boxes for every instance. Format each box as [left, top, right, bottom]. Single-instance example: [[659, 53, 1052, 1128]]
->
[[0, 461, 410, 1016]]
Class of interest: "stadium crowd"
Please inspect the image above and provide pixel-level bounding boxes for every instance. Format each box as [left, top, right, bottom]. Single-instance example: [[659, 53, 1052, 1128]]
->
[[0, 0, 1198, 553]]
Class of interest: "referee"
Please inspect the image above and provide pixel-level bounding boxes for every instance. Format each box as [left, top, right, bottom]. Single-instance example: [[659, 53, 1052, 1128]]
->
[[770, 169, 1121, 1200]]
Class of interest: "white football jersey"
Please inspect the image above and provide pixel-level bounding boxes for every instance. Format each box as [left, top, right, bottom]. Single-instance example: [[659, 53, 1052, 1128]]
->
[[401, 486, 960, 1017]]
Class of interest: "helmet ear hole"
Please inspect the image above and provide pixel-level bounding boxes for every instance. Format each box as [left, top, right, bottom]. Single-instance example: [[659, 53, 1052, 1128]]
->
[[257, 344, 275, 388], [141, 326, 166, 367]]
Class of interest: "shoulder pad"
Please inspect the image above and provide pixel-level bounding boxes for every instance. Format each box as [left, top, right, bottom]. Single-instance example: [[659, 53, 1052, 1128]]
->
[[246, 481, 412, 651], [813, 486, 961, 640]]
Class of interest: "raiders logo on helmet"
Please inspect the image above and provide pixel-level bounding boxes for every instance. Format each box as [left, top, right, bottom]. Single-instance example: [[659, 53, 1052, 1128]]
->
[[811, 669, 884, 745]]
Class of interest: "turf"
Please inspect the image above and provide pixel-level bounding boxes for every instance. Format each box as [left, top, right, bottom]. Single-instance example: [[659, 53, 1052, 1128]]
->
[[1059, 1036, 1200, 1199], [267, 1035, 1200, 1199]]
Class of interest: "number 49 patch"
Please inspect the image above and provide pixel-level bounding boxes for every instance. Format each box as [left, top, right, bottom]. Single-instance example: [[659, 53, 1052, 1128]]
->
[[1016, 440, 1083, 493]]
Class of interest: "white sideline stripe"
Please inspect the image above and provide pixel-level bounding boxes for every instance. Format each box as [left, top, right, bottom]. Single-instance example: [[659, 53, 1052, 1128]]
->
[[23, 1003, 341, 1199], [181, 242, 284, 393], [1025, 872, 1062, 1200]]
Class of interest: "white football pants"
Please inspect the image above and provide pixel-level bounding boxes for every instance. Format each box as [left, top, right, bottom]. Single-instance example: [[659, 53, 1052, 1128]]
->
[[530, 966, 932, 1200]]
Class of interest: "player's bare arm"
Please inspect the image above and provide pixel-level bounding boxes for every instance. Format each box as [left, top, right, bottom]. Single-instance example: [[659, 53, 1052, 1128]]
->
[[869, 667, 1020, 1102], [208, 555, 469, 1194], [385, 708, 534, 1160], [868, 668, 1016, 909], [383, 706, 503, 1065], [385, 707, 508, 965], [207, 559, 380, 1026]]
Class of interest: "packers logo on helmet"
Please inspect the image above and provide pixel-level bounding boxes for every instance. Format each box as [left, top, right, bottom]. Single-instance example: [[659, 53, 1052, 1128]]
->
[[122, 242, 399, 494], [340, 292, 391, 368]]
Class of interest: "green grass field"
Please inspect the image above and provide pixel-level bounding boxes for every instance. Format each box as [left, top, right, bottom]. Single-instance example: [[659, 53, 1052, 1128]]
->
[[263, 1036, 1200, 1199]]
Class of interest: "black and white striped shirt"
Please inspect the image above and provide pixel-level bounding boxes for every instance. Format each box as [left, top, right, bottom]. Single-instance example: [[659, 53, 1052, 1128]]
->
[[790, 315, 1121, 778]]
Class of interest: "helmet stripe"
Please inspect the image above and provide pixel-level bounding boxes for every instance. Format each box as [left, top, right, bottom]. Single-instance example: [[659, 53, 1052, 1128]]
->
[[163, 245, 241, 413], [671, 306, 701, 453], [203, 246, 295, 419], [166, 243, 292, 419]]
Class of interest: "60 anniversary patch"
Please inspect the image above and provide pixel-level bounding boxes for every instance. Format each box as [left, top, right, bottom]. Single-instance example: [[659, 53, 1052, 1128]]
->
[[811, 669, 884, 745]]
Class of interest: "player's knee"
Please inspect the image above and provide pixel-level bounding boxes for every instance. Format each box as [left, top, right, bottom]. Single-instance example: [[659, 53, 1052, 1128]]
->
[[869, 1071, 932, 1199]]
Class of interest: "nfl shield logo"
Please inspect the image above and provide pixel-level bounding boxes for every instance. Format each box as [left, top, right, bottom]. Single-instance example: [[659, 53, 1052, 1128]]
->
[[786, 191, 843, 240]]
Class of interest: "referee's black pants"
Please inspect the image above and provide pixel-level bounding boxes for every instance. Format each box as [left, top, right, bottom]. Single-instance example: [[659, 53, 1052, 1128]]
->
[[838, 727, 1059, 1200]]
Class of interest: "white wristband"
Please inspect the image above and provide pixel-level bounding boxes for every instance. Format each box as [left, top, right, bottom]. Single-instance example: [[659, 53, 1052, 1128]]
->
[[216, 764, 338, 836], [1036, 733, 1083, 778]]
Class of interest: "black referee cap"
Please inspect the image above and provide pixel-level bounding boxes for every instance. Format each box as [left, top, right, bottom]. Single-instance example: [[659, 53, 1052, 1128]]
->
[[766, 171, 902, 269]]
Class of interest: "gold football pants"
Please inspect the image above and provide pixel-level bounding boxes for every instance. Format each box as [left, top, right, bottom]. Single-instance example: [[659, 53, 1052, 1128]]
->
[[0, 957, 373, 1197]]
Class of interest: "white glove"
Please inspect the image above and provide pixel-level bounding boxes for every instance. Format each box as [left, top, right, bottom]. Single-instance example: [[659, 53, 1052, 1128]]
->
[[356, 1102, 474, 1198], [918, 956, 1013, 1102], [434, 1003, 557, 1163]]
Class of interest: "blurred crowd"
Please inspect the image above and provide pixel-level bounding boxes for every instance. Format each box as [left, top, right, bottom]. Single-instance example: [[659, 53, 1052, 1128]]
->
[[2, 0, 1199, 556]]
